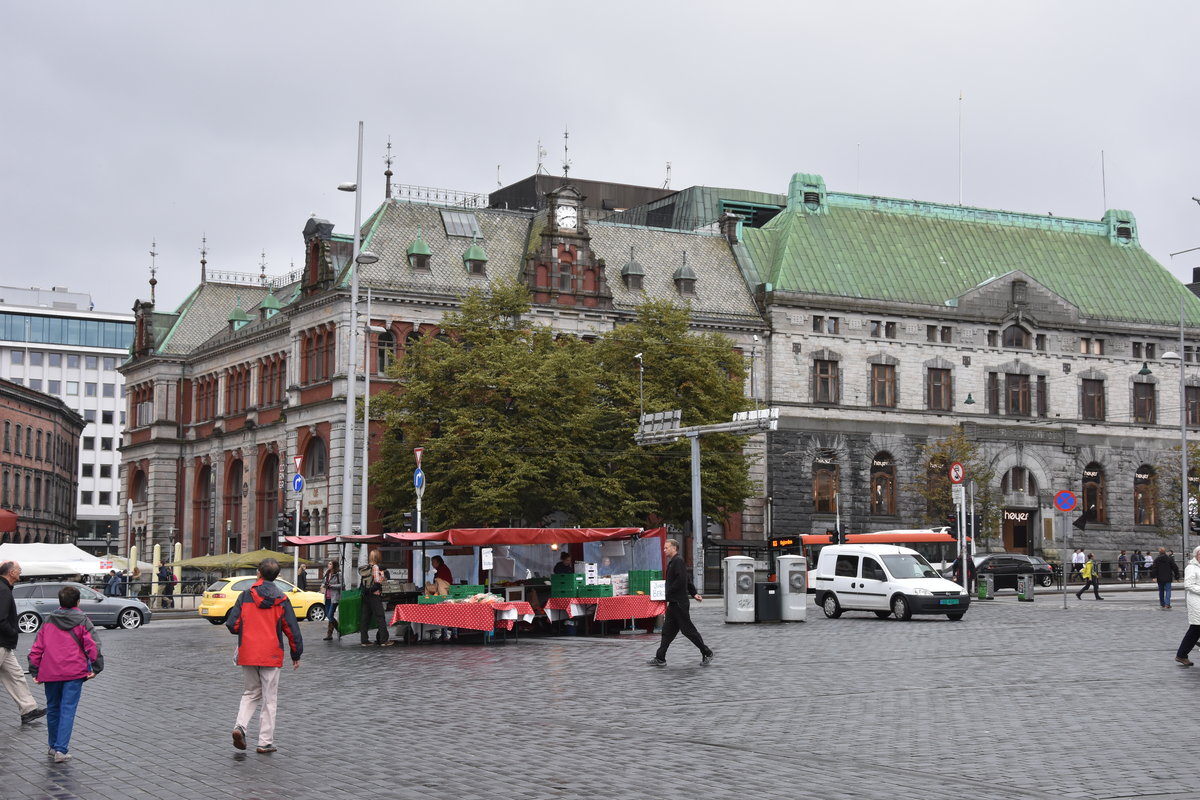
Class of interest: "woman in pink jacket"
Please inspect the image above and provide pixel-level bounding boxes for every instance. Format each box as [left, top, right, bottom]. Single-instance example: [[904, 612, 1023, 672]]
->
[[28, 585, 100, 763]]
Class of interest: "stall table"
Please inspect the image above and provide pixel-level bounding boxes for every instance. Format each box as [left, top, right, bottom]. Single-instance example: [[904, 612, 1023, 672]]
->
[[544, 595, 666, 625], [390, 601, 534, 641]]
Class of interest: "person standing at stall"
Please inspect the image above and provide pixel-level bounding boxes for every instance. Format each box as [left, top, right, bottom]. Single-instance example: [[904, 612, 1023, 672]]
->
[[647, 539, 713, 668], [359, 550, 393, 647], [322, 560, 343, 640], [423, 555, 452, 596]]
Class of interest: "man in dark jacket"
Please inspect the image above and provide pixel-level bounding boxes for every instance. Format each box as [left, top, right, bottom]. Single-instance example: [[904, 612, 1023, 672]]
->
[[0, 561, 46, 724], [226, 559, 302, 754], [647, 539, 713, 667], [1152, 547, 1180, 609]]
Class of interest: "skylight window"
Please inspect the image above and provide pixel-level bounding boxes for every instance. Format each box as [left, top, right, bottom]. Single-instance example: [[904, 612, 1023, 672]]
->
[[440, 210, 482, 238]]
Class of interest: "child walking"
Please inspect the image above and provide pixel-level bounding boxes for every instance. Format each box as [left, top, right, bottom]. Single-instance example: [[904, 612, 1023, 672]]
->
[[28, 585, 100, 763]]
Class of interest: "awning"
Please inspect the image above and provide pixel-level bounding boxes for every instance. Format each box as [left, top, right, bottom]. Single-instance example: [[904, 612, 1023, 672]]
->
[[0, 508, 17, 534], [281, 527, 657, 547]]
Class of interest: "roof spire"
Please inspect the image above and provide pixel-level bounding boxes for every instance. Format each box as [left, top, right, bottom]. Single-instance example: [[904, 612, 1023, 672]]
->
[[199, 235, 208, 284], [259, 250, 268, 285], [384, 137, 394, 200], [148, 239, 158, 304], [562, 126, 571, 180]]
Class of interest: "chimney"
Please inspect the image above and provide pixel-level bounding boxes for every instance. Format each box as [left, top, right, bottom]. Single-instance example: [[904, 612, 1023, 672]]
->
[[719, 212, 742, 245]]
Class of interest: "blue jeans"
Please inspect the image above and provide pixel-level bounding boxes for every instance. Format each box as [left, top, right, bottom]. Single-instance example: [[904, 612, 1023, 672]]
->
[[44, 679, 84, 754], [1159, 580, 1173, 607]]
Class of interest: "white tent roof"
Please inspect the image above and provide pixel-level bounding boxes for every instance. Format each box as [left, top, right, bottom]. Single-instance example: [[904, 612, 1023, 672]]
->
[[0, 543, 108, 577]]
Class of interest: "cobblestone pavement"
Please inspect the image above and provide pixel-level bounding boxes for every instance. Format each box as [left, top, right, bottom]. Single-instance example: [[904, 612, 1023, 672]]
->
[[1, 589, 1197, 800]]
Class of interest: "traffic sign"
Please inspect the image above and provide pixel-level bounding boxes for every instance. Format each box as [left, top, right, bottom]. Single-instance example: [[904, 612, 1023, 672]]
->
[[1054, 490, 1077, 512], [951, 484, 965, 505], [414, 447, 423, 468], [414, 467, 425, 498], [949, 462, 965, 484], [294, 456, 303, 472], [292, 474, 304, 494]]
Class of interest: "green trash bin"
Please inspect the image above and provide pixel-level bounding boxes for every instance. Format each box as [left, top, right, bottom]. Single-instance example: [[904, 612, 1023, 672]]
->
[[338, 588, 362, 636], [1017, 574, 1035, 602], [977, 574, 994, 600]]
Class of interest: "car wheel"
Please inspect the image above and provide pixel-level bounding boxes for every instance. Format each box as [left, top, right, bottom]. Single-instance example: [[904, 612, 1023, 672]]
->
[[822, 593, 842, 618], [118, 609, 144, 630], [946, 612, 965, 621], [207, 617, 225, 625], [1040, 575, 1054, 587], [17, 612, 41, 634], [891, 595, 912, 621], [306, 604, 327, 622]]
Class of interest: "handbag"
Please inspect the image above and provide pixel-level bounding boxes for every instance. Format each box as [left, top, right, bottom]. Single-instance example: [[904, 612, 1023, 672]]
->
[[67, 627, 104, 678]]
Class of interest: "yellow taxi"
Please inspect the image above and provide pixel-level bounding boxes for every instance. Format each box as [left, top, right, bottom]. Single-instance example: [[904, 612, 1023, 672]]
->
[[198, 575, 327, 624]]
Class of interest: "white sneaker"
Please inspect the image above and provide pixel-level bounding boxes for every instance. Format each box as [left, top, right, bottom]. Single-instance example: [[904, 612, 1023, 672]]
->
[[53, 751, 71, 763]]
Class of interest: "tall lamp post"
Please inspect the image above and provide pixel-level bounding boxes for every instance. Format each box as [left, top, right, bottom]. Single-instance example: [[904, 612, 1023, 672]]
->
[[337, 122, 365, 540], [359, 287, 386, 542], [1164, 297, 1190, 560]]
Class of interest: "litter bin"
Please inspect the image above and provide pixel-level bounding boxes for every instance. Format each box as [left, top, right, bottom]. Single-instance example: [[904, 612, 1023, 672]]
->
[[777, 555, 808, 622], [338, 588, 363, 635], [977, 574, 994, 600], [755, 582, 781, 622], [1017, 574, 1035, 602], [722, 556, 755, 623]]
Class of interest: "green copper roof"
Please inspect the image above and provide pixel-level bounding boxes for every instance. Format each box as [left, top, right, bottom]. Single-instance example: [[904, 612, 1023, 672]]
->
[[407, 232, 432, 257], [741, 181, 1200, 325], [463, 241, 488, 264], [259, 290, 282, 311], [228, 305, 251, 323]]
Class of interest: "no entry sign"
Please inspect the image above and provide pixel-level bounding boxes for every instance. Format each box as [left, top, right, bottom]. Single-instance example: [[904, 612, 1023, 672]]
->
[[949, 462, 965, 484], [1054, 490, 1077, 512]]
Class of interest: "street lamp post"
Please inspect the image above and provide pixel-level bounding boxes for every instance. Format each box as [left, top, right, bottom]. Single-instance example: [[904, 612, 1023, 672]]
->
[[360, 288, 386, 542], [338, 122, 365, 540], [1164, 296, 1190, 560]]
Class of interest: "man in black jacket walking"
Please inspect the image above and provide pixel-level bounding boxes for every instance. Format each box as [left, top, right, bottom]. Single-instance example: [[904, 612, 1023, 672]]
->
[[0, 561, 46, 724], [1153, 547, 1180, 608], [647, 539, 713, 667]]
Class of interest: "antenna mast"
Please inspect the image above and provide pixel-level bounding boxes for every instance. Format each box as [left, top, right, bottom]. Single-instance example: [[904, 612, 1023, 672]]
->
[[148, 239, 158, 304], [663, 161, 672, 190], [199, 236, 208, 285], [536, 140, 547, 175], [562, 126, 571, 180]]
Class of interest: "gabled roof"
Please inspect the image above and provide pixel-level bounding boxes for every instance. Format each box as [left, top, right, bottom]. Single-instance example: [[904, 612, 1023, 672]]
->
[[156, 282, 271, 355], [740, 178, 1200, 325]]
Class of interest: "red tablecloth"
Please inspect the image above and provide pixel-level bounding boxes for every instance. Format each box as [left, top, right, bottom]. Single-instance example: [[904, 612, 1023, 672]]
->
[[544, 595, 666, 621], [390, 601, 535, 631]]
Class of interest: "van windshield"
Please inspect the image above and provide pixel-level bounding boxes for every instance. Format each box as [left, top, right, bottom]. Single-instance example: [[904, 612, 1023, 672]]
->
[[881, 553, 939, 579]]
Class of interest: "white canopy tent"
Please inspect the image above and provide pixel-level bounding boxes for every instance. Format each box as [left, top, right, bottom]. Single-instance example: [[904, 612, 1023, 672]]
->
[[0, 543, 108, 578]]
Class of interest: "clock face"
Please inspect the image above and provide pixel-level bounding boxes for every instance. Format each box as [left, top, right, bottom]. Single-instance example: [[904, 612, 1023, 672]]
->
[[555, 204, 578, 230]]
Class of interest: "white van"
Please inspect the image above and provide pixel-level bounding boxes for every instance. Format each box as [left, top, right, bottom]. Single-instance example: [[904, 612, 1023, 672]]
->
[[812, 544, 971, 621]]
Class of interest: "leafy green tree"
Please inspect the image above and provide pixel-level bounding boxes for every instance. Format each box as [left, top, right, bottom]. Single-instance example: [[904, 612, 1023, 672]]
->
[[1158, 442, 1200, 539], [907, 426, 997, 548], [371, 284, 756, 530]]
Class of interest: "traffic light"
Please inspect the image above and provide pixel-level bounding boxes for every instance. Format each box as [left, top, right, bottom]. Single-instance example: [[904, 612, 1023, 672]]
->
[[703, 516, 720, 545], [299, 518, 311, 536], [401, 511, 414, 532]]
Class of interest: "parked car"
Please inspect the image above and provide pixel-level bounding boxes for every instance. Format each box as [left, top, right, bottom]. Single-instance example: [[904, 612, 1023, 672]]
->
[[198, 576, 326, 624], [13, 581, 152, 633], [941, 554, 1056, 589], [812, 544, 971, 621]]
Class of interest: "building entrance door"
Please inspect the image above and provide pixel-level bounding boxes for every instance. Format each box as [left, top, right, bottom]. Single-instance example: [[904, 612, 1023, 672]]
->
[[1002, 508, 1033, 553]]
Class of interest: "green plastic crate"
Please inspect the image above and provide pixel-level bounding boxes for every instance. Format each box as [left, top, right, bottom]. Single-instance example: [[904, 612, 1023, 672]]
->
[[579, 584, 614, 598], [417, 595, 448, 604], [448, 584, 485, 598]]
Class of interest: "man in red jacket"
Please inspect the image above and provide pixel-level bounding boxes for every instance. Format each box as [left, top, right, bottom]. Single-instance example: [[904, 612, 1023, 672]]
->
[[226, 558, 303, 754]]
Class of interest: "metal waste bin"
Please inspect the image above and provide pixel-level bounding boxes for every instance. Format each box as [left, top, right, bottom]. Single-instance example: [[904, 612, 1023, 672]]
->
[[723, 556, 756, 623], [1017, 574, 1035, 602], [755, 582, 781, 622], [777, 555, 808, 622], [977, 574, 994, 600]]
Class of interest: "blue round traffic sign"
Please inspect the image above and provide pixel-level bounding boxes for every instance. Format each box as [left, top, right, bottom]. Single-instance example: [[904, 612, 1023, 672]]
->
[[292, 474, 304, 493], [413, 468, 425, 490], [1054, 490, 1076, 512]]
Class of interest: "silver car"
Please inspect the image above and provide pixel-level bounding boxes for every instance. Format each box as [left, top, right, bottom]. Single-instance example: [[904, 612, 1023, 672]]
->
[[12, 581, 152, 633]]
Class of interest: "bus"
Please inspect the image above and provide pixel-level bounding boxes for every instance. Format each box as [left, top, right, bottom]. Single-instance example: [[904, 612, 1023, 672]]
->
[[769, 528, 969, 590]]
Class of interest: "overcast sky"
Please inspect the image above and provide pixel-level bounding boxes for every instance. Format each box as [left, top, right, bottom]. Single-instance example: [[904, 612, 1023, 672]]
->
[[3, 1, 1198, 316]]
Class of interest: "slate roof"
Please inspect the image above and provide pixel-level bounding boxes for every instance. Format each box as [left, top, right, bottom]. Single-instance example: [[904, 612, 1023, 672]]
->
[[156, 282, 272, 355], [740, 189, 1200, 325]]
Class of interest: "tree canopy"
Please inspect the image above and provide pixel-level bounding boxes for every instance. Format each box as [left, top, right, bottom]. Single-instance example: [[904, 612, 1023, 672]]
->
[[370, 281, 755, 531], [907, 426, 997, 545]]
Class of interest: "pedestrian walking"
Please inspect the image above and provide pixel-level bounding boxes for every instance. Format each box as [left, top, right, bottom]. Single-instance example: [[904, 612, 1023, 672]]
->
[[321, 560, 342, 641], [226, 558, 303, 754], [359, 549, 392, 647], [0, 561, 47, 726], [1132, 550, 1142, 582], [646, 538, 713, 668], [158, 564, 175, 609], [28, 585, 100, 762], [1117, 550, 1129, 581], [1173, 545, 1200, 666], [1075, 553, 1103, 600], [1071, 549, 1086, 582], [1153, 547, 1180, 608]]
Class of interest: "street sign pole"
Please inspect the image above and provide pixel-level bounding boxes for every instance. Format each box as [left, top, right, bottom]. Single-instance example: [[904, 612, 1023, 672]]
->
[[294, 496, 301, 584]]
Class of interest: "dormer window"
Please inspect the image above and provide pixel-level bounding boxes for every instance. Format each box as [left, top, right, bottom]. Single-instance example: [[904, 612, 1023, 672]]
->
[[673, 251, 696, 296], [1002, 325, 1030, 349], [622, 247, 645, 291], [462, 238, 488, 276], [407, 230, 432, 271]]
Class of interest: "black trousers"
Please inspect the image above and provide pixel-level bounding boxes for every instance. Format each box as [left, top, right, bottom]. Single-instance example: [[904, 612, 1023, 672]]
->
[[655, 601, 709, 661], [1076, 578, 1101, 599], [1178, 624, 1200, 658], [360, 593, 389, 644]]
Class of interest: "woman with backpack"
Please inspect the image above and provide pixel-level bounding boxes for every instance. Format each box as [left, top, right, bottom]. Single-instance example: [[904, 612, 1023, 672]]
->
[[1075, 553, 1104, 600], [28, 585, 101, 763]]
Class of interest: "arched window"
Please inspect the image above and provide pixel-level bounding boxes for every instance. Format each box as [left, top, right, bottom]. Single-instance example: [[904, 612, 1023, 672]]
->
[[376, 331, 396, 374], [194, 465, 214, 557], [1134, 465, 1157, 526], [870, 453, 896, 515], [257, 453, 279, 548], [224, 460, 244, 551], [1081, 463, 1106, 523], [304, 438, 327, 479], [131, 469, 148, 503], [1002, 325, 1031, 349], [813, 460, 839, 513], [1001, 466, 1038, 496]]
